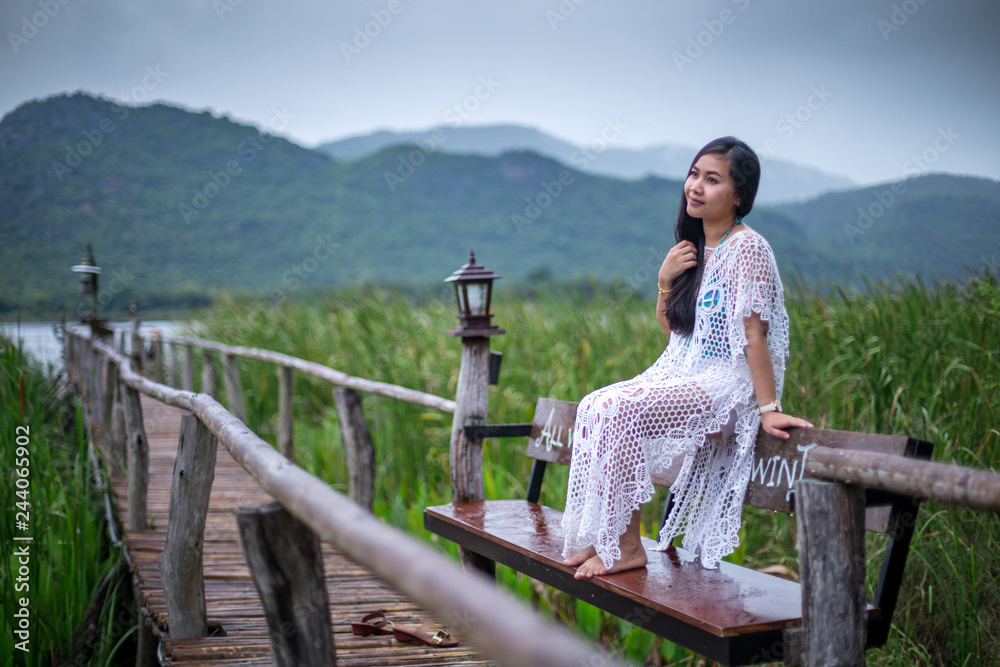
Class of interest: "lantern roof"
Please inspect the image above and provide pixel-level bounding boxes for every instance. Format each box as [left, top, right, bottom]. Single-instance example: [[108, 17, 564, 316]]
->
[[444, 250, 501, 283]]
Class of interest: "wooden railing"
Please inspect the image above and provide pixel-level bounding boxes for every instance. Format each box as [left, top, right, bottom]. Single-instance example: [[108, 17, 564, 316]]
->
[[77, 322, 1000, 667], [118, 326, 455, 511], [64, 327, 629, 667]]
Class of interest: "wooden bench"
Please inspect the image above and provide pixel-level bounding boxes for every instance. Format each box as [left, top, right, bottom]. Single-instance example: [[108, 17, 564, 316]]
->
[[425, 398, 934, 666]]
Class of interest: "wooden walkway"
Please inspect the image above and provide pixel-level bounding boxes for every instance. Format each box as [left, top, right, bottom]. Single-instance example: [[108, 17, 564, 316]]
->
[[91, 391, 495, 666]]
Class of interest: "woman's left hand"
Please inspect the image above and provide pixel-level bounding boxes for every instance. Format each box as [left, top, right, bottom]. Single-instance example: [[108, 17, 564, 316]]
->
[[760, 411, 814, 440]]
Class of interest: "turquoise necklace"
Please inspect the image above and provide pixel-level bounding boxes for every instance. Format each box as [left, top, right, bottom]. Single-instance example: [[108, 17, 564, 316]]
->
[[718, 216, 743, 246]]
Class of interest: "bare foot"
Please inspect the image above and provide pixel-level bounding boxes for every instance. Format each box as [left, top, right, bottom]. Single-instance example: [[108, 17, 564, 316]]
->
[[573, 542, 647, 579], [562, 545, 597, 567]]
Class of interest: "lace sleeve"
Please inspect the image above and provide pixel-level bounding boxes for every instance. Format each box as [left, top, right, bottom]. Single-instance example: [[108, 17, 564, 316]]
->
[[725, 232, 789, 362]]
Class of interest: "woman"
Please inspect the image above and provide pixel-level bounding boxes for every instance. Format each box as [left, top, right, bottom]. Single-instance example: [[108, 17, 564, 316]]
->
[[561, 137, 813, 578]]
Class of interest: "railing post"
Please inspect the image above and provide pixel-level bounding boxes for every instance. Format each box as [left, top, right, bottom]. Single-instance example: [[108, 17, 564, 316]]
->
[[157, 414, 218, 638], [183, 344, 194, 392], [170, 341, 180, 388], [122, 385, 149, 531], [130, 302, 144, 376], [795, 479, 866, 666], [152, 332, 164, 382], [221, 353, 247, 423], [88, 345, 104, 426], [109, 377, 127, 479], [236, 502, 336, 667], [101, 358, 118, 454], [278, 365, 295, 461], [201, 350, 217, 398], [449, 335, 496, 579], [333, 387, 375, 512]]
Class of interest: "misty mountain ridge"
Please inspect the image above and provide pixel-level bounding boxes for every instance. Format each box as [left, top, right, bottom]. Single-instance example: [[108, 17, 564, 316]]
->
[[1, 93, 998, 316], [317, 123, 857, 204]]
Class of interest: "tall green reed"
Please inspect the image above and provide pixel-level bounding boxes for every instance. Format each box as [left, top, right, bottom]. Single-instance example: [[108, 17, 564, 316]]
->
[[197, 270, 999, 665], [1, 337, 132, 666]]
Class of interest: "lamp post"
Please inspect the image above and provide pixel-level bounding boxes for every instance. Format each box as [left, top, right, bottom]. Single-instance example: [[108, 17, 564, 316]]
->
[[71, 243, 112, 340], [445, 250, 504, 578]]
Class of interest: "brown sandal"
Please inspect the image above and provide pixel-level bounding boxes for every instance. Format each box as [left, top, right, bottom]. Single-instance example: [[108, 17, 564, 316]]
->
[[351, 611, 394, 636], [392, 621, 458, 647]]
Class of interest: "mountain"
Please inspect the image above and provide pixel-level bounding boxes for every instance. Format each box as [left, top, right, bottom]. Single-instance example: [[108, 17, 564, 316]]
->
[[1, 93, 997, 317], [317, 124, 856, 204]]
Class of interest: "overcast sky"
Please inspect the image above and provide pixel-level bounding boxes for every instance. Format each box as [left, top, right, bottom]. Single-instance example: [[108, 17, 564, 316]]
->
[[2, 0, 997, 185]]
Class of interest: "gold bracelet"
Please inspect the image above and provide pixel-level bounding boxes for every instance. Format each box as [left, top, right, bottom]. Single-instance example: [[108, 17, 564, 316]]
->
[[658, 286, 671, 295]]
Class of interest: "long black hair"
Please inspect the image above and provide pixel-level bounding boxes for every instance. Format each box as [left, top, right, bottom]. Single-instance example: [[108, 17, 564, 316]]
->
[[664, 137, 761, 336]]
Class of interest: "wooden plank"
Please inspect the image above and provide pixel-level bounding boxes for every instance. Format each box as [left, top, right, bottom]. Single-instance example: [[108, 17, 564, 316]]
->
[[525, 397, 577, 465], [521, 398, 918, 532]]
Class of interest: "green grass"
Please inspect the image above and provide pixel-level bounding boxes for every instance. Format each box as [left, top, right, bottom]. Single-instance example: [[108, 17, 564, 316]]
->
[[192, 270, 1000, 666], [0, 337, 135, 667]]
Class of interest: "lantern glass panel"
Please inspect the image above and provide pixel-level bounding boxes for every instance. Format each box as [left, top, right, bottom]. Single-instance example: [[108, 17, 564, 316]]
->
[[467, 281, 488, 316], [453, 283, 466, 316]]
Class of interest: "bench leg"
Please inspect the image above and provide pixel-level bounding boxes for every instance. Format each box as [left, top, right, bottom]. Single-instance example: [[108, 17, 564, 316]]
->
[[461, 549, 496, 582]]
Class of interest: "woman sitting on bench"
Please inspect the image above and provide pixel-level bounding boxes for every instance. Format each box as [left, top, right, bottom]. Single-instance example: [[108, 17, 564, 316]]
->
[[561, 136, 813, 578]]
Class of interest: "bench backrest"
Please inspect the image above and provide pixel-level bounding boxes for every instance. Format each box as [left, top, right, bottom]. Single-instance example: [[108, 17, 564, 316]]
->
[[525, 397, 930, 534]]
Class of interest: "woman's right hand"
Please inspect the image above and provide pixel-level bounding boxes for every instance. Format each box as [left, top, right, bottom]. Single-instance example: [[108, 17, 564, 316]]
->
[[659, 240, 698, 288]]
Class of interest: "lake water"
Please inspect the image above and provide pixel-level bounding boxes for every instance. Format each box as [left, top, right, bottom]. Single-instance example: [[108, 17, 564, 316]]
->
[[1, 320, 194, 371]]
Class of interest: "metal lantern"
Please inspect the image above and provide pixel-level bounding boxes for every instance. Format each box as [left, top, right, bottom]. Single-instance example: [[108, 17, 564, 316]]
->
[[70, 242, 112, 339], [71, 243, 101, 321], [444, 250, 505, 337]]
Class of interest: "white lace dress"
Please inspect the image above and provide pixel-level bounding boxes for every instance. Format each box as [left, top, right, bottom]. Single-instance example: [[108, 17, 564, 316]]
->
[[561, 229, 789, 570]]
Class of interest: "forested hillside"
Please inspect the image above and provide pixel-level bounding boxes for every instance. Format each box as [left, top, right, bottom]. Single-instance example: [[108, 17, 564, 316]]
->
[[1, 93, 997, 317]]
